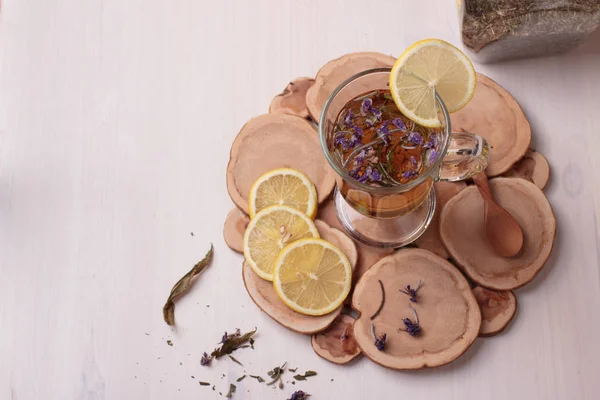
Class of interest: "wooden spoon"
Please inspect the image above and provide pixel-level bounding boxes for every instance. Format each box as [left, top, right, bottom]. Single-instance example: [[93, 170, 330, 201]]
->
[[472, 172, 524, 257]]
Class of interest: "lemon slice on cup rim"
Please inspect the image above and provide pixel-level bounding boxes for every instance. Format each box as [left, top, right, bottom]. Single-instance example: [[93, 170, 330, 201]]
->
[[389, 38, 476, 127]]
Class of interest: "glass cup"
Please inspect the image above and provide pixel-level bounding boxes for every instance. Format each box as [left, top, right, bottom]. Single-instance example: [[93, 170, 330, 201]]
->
[[319, 68, 489, 248]]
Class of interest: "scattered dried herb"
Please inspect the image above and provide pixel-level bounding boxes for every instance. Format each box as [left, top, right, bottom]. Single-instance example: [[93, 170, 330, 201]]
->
[[236, 375, 246, 382], [399, 279, 423, 303], [288, 390, 311, 400], [370, 280, 386, 320], [288, 367, 298, 372], [162, 244, 214, 326], [166, 340, 173, 346], [249, 375, 265, 383], [200, 352, 212, 366], [225, 384, 236, 398], [370, 323, 387, 351], [228, 355, 243, 366], [199, 382, 211, 386], [211, 328, 257, 359], [399, 304, 422, 336], [249, 338, 255, 349], [293, 371, 317, 381], [267, 362, 287, 387]]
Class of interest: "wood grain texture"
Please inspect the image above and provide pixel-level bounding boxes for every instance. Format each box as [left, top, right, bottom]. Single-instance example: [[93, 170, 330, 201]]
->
[[0, 1, 599, 399]]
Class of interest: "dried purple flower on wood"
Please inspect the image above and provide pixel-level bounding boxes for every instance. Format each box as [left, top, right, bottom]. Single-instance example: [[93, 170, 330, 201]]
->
[[371, 323, 387, 351], [408, 131, 423, 145], [399, 305, 421, 336], [392, 118, 406, 130], [399, 280, 423, 303], [201, 352, 212, 366], [289, 390, 311, 400]]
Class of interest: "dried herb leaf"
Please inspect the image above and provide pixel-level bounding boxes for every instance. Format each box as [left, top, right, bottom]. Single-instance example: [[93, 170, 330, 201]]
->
[[199, 381, 211, 386], [266, 362, 287, 386], [236, 375, 246, 382], [288, 367, 298, 372], [166, 340, 173, 346], [229, 355, 243, 366], [225, 383, 236, 398], [249, 375, 264, 383], [162, 244, 214, 325], [211, 328, 257, 359], [293, 371, 317, 381]]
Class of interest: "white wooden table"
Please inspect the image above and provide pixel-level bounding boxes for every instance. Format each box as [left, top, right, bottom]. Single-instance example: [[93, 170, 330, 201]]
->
[[1, 1, 599, 399]]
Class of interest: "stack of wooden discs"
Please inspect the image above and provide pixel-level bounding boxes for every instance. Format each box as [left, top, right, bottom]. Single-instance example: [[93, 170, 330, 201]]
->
[[223, 52, 556, 370]]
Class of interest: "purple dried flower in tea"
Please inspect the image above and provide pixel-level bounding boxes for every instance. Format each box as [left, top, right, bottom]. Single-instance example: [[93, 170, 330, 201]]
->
[[344, 109, 355, 127], [392, 117, 406, 130], [402, 170, 418, 180], [408, 131, 423, 145], [361, 98, 373, 115]]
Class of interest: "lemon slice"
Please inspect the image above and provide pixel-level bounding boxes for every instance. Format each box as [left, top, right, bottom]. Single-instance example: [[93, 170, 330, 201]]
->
[[273, 238, 352, 316], [249, 168, 318, 219], [243, 205, 319, 281], [390, 38, 476, 127]]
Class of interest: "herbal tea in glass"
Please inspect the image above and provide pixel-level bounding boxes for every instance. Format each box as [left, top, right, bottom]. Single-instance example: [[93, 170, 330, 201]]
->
[[319, 67, 489, 248], [331, 89, 443, 219]]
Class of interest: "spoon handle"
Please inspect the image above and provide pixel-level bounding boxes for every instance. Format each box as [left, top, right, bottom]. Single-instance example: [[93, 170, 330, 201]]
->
[[473, 172, 494, 202]]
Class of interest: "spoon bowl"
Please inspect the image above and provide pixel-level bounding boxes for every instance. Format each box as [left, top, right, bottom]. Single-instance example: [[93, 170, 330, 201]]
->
[[473, 173, 524, 257]]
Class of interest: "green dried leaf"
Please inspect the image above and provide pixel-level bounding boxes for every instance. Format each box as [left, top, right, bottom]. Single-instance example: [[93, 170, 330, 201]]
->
[[288, 367, 298, 372], [236, 375, 246, 382], [266, 362, 287, 386], [225, 384, 236, 398], [228, 355, 243, 366], [249, 375, 264, 383], [162, 244, 214, 326], [166, 340, 173, 346], [199, 382, 210, 386], [211, 328, 257, 359], [294, 371, 317, 381]]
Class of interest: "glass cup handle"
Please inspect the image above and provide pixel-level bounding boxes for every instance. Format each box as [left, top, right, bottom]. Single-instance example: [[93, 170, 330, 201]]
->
[[438, 131, 490, 181]]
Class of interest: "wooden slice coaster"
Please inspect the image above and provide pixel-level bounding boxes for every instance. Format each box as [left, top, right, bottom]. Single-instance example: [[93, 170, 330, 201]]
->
[[414, 181, 467, 259], [352, 249, 481, 370], [317, 198, 393, 282], [269, 77, 315, 119], [306, 52, 396, 122], [503, 149, 550, 190], [451, 73, 531, 177], [223, 207, 249, 253], [440, 178, 556, 290], [311, 314, 362, 365], [315, 220, 358, 268], [227, 113, 336, 214], [472, 286, 517, 337], [242, 220, 356, 334]]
